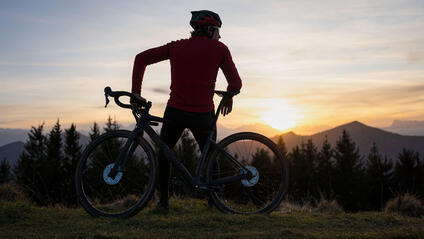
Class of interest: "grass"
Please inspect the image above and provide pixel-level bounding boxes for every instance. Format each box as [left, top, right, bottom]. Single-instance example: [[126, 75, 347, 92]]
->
[[0, 199, 423, 239]]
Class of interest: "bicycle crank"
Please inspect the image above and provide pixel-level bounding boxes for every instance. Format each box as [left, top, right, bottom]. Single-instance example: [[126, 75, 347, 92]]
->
[[103, 163, 123, 185], [241, 166, 259, 187]]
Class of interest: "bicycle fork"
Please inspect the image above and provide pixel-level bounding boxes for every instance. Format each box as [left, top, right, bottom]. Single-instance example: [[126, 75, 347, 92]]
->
[[108, 127, 143, 179]]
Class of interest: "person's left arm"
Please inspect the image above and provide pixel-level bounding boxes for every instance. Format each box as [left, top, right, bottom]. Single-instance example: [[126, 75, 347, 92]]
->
[[220, 45, 242, 116]]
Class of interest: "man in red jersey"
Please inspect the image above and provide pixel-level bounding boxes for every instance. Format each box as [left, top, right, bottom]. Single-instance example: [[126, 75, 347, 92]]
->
[[131, 10, 242, 212]]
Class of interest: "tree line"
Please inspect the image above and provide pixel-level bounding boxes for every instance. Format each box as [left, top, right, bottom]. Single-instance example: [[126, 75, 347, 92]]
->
[[1, 118, 423, 211], [0, 117, 115, 206], [278, 130, 424, 211]]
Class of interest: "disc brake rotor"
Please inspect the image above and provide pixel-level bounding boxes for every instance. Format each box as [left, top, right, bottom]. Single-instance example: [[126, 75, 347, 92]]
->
[[241, 166, 259, 187], [103, 163, 123, 185]]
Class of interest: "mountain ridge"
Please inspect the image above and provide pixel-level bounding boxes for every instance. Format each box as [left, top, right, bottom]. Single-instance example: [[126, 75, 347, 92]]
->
[[275, 121, 424, 161], [0, 141, 25, 168], [1, 121, 423, 168]]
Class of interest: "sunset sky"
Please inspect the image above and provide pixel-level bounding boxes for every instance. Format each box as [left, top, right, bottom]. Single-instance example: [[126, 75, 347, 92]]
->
[[1, 0, 423, 135]]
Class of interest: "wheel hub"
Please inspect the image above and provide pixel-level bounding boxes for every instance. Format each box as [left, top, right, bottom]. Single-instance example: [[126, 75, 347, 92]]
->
[[241, 166, 259, 187], [103, 163, 123, 185]]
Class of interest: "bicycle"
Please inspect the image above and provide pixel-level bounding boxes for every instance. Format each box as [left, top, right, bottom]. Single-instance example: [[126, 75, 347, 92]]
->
[[75, 86, 288, 218]]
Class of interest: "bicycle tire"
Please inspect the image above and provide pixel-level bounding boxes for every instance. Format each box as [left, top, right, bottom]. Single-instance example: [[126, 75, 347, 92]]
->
[[75, 130, 157, 218], [207, 132, 288, 214]]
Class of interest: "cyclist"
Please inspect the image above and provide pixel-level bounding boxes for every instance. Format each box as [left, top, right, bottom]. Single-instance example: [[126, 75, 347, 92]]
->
[[131, 10, 242, 212]]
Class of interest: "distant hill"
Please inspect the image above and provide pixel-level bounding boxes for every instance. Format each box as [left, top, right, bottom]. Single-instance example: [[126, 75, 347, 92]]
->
[[0, 141, 25, 168], [0, 128, 91, 147], [0, 128, 28, 146], [233, 123, 282, 138], [276, 121, 424, 161], [0, 134, 90, 169], [382, 120, 424, 136], [2, 121, 423, 168]]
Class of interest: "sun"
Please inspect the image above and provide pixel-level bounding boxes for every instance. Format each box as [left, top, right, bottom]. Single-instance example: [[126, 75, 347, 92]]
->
[[260, 99, 302, 132]]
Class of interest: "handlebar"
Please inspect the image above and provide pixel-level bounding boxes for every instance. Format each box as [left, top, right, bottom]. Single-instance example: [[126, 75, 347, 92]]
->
[[214, 90, 240, 98], [104, 86, 239, 110], [104, 86, 148, 109]]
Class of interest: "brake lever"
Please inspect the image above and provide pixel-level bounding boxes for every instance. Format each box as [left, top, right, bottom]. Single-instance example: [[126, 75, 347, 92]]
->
[[104, 94, 110, 108]]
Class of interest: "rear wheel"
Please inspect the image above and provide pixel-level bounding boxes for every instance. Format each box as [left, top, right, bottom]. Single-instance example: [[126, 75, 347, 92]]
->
[[75, 130, 157, 218], [207, 132, 288, 214]]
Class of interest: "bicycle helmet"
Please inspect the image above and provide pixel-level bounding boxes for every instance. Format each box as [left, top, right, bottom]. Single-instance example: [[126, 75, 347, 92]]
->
[[190, 10, 222, 29]]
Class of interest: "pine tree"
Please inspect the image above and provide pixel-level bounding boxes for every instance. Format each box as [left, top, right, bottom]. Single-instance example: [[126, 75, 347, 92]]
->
[[171, 130, 200, 196], [316, 136, 333, 199], [175, 130, 199, 173], [45, 119, 65, 204], [287, 140, 319, 203], [251, 146, 274, 205], [287, 145, 302, 201], [276, 135, 289, 199], [104, 116, 119, 132], [14, 124, 47, 204], [333, 130, 365, 211], [0, 158, 11, 183], [418, 155, 424, 197], [302, 139, 319, 201], [89, 122, 101, 141], [277, 136, 287, 157], [365, 142, 393, 210], [393, 149, 420, 195], [63, 123, 82, 206], [47, 119, 63, 161]]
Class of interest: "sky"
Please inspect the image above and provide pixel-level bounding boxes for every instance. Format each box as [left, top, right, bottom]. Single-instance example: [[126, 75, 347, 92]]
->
[[1, 0, 423, 135]]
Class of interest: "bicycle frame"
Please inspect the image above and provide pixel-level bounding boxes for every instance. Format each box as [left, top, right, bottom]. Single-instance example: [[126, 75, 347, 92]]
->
[[110, 94, 252, 191]]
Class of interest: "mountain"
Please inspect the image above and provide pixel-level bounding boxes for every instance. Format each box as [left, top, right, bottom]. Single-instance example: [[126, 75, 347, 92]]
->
[[216, 123, 282, 140], [0, 128, 28, 146], [233, 123, 282, 138], [0, 141, 25, 168], [0, 128, 91, 147], [382, 120, 424, 136], [276, 121, 424, 161], [0, 134, 90, 169], [2, 121, 423, 167]]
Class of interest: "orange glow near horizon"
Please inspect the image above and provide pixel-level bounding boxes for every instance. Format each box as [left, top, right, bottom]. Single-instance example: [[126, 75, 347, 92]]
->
[[260, 99, 303, 132]]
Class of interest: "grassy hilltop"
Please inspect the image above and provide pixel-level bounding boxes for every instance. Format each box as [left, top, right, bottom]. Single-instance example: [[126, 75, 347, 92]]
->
[[1, 199, 423, 239]]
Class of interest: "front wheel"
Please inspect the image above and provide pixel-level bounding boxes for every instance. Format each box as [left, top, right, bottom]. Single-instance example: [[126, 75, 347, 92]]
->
[[75, 130, 157, 218], [207, 132, 288, 214]]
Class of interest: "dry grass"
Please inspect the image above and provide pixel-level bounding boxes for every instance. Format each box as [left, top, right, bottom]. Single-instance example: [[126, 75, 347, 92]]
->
[[1, 198, 424, 238], [385, 193, 424, 218], [0, 183, 29, 203], [278, 198, 343, 214], [313, 198, 343, 213], [278, 200, 313, 213]]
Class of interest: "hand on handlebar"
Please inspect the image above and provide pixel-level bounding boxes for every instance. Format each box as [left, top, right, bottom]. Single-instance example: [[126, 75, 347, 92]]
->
[[130, 93, 147, 108], [221, 97, 233, 116]]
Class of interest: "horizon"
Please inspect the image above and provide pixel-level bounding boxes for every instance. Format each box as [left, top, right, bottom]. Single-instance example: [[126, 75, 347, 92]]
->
[[1, 118, 424, 139], [2, 118, 424, 170], [1, 0, 424, 134]]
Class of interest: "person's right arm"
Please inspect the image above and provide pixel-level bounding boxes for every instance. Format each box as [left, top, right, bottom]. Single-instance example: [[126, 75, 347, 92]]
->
[[131, 44, 170, 95]]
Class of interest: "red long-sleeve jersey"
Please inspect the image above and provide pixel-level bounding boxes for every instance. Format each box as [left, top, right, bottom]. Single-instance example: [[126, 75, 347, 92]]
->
[[131, 36, 242, 112]]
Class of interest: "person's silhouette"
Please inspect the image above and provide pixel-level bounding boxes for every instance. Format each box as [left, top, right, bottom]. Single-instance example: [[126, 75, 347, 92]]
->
[[131, 10, 242, 212]]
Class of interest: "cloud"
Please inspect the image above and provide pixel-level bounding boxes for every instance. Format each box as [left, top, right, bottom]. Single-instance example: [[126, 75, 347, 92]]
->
[[405, 50, 424, 63], [0, 61, 130, 68], [1, 0, 424, 129], [152, 88, 169, 95], [278, 82, 424, 126]]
